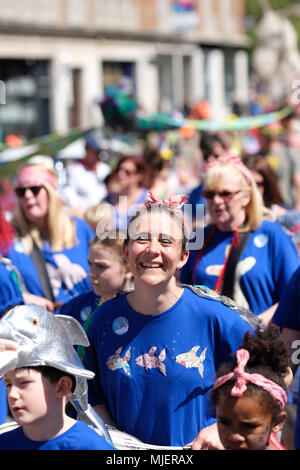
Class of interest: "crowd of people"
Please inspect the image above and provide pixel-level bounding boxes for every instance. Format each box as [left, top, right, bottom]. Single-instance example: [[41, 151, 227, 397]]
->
[[0, 112, 300, 451]]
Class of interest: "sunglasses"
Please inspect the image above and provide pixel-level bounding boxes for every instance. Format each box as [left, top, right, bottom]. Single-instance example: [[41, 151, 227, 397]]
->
[[15, 186, 44, 198], [117, 167, 138, 176], [202, 189, 241, 200]]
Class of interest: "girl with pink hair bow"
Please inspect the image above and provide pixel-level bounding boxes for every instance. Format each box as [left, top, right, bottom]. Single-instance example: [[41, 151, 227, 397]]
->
[[211, 324, 289, 450]]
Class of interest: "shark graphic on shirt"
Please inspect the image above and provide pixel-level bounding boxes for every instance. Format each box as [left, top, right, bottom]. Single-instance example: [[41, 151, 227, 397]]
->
[[135, 346, 167, 376], [176, 346, 207, 377], [106, 346, 131, 376]]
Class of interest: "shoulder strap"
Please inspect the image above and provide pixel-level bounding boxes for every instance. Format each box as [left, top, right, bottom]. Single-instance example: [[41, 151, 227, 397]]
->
[[30, 242, 56, 302], [221, 231, 251, 299], [185, 284, 262, 330]]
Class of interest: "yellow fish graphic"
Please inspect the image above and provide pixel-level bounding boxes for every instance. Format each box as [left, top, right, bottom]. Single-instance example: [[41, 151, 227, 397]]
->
[[176, 346, 207, 377]]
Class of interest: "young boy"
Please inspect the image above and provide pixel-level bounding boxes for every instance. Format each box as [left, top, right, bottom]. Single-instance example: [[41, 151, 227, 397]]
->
[[0, 305, 115, 450], [0, 365, 115, 450]]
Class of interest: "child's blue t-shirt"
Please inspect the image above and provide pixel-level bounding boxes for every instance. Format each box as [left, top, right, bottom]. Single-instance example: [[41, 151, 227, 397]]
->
[[0, 259, 24, 316], [0, 421, 115, 450], [84, 286, 252, 447], [0, 258, 24, 425], [272, 265, 300, 450], [7, 218, 94, 303], [180, 220, 299, 315], [56, 289, 100, 326]]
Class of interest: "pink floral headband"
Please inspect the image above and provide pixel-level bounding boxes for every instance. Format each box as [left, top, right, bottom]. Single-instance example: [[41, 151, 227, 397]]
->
[[213, 349, 287, 409], [204, 155, 253, 186], [145, 191, 189, 209], [143, 191, 190, 238], [16, 165, 58, 190]]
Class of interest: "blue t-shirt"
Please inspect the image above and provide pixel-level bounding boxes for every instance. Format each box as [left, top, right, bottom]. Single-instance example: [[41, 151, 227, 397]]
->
[[7, 218, 94, 303], [84, 287, 252, 447], [0, 259, 24, 316], [56, 289, 100, 326], [186, 183, 206, 221], [0, 258, 24, 425], [180, 220, 299, 315], [272, 266, 300, 449], [0, 420, 115, 450]]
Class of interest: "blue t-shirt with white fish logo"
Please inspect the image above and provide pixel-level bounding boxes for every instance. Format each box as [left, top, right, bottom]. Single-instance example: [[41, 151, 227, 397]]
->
[[180, 220, 299, 315], [7, 217, 93, 303], [84, 287, 253, 447], [56, 289, 100, 326]]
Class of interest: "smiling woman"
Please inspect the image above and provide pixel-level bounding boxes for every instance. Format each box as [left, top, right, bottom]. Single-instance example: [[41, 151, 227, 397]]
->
[[83, 191, 257, 448], [180, 155, 299, 321], [7, 162, 94, 309]]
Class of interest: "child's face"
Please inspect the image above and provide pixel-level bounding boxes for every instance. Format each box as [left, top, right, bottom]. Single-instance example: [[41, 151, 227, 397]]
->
[[88, 244, 129, 299], [216, 393, 281, 450], [4, 368, 58, 428]]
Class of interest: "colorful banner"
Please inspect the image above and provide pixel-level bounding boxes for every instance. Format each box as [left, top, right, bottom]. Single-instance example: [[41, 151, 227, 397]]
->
[[0, 127, 96, 179], [136, 106, 293, 132]]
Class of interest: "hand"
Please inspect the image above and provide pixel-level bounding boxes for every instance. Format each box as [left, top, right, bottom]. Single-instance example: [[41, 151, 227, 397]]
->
[[0, 338, 19, 353], [189, 422, 224, 450], [23, 292, 55, 312], [53, 254, 87, 291]]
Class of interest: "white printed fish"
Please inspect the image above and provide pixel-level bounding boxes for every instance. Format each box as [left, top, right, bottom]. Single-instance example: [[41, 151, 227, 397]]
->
[[176, 346, 207, 377]]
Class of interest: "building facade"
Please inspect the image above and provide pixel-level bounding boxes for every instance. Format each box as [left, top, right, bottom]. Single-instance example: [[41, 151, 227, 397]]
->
[[0, 0, 249, 140]]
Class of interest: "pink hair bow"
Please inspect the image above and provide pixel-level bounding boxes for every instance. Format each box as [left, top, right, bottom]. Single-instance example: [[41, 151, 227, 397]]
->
[[204, 155, 253, 186], [145, 191, 189, 209], [213, 348, 287, 409], [144, 191, 190, 239]]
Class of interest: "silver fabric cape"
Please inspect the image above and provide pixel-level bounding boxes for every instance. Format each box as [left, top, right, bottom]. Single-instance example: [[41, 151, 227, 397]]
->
[[0, 304, 112, 445]]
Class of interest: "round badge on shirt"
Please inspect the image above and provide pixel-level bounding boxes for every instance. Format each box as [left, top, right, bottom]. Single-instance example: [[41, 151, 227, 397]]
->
[[112, 316, 129, 335], [80, 306, 92, 322], [253, 234, 268, 248]]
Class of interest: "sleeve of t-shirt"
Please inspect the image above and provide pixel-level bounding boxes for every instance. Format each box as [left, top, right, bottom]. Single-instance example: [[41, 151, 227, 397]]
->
[[0, 262, 24, 316], [271, 223, 299, 302], [272, 266, 300, 331], [213, 302, 254, 364], [83, 315, 107, 407]]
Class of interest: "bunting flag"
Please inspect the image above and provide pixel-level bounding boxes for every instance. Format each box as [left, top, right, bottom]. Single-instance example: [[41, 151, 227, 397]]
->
[[99, 86, 294, 133], [136, 106, 293, 132], [0, 127, 96, 179]]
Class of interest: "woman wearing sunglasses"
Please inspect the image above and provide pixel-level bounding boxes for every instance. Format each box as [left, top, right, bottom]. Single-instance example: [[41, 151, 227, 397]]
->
[[180, 155, 299, 324], [6, 162, 94, 308]]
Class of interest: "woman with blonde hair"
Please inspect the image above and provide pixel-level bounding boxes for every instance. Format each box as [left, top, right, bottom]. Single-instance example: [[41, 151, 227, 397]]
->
[[7, 163, 94, 309], [180, 155, 299, 323]]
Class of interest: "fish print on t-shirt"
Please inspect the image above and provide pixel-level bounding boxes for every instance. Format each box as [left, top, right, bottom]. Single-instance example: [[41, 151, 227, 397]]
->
[[175, 346, 207, 377], [106, 346, 131, 376], [135, 346, 167, 376]]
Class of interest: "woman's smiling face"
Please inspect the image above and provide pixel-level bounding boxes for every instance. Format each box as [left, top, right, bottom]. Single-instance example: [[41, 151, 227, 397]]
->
[[123, 209, 188, 288], [204, 170, 251, 231]]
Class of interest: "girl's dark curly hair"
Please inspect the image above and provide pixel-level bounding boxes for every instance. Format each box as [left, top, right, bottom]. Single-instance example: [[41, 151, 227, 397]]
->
[[211, 324, 290, 417]]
